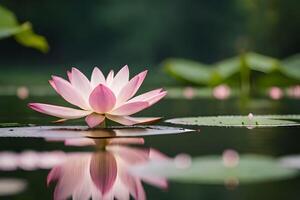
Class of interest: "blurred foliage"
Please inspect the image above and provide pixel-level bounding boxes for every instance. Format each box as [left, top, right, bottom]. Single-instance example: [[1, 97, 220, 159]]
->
[[0, 5, 49, 52], [132, 154, 298, 184], [0, 0, 298, 67], [162, 52, 300, 89]]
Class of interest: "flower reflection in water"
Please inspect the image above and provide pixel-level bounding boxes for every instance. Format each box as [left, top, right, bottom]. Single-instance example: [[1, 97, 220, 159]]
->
[[47, 138, 169, 200]]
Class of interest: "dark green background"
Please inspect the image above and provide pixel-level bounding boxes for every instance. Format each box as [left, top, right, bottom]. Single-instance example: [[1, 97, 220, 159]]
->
[[0, 0, 299, 70]]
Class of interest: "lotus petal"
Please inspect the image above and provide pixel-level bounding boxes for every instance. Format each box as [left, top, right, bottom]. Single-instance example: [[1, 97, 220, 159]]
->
[[117, 70, 147, 104], [128, 88, 163, 102], [147, 91, 167, 105], [109, 102, 149, 116], [89, 84, 116, 113], [67, 70, 73, 83], [106, 115, 161, 125], [106, 70, 114, 86], [52, 76, 90, 110], [65, 138, 96, 147], [111, 65, 129, 95], [142, 177, 168, 189], [85, 114, 105, 128], [90, 152, 117, 195], [108, 146, 149, 164], [71, 67, 92, 98], [119, 169, 146, 200], [107, 138, 145, 145], [113, 179, 130, 200], [28, 103, 92, 119], [129, 90, 167, 106], [116, 76, 140, 105], [49, 80, 58, 93], [91, 67, 106, 87]]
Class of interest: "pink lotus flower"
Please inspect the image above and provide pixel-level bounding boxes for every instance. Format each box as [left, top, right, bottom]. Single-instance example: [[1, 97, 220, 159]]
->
[[28, 66, 167, 128], [47, 141, 168, 200]]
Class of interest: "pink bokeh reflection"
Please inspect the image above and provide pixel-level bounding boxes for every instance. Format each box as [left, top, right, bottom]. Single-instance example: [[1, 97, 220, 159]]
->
[[212, 84, 231, 100], [47, 139, 169, 200], [287, 85, 300, 99], [0, 151, 66, 171], [268, 86, 283, 100], [182, 87, 196, 99]]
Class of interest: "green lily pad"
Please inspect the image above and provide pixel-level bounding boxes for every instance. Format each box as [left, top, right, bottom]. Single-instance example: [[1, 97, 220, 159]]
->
[[130, 155, 298, 184], [0, 125, 193, 138], [0, 123, 25, 128], [165, 115, 300, 127]]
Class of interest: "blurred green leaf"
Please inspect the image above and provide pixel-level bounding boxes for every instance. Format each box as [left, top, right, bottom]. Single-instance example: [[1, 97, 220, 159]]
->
[[0, 5, 49, 52], [162, 58, 212, 85], [215, 52, 279, 77], [0, 5, 18, 28], [14, 22, 49, 53], [214, 56, 240, 79], [131, 155, 298, 184], [281, 54, 300, 81], [162, 52, 296, 88], [246, 52, 280, 73], [166, 115, 300, 127]]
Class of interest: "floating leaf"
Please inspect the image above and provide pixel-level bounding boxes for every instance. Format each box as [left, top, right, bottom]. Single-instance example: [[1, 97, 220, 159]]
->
[[130, 155, 298, 184], [0, 123, 25, 128], [0, 5, 49, 52], [162, 58, 212, 85], [166, 115, 300, 127], [0, 125, 193, 138]]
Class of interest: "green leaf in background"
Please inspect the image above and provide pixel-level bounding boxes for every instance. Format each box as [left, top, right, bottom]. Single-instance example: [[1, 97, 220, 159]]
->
[[14, 22, 49, 53], [131, 155, 298, 184], [162, 58, 212, 85], [162, 52, 298, 88], [214, 52, 279, 78], [246, 52, 280, 73], [0, 5, 49, 52], [281, 54, 300, 81], [214, 56, 240, 80], [0, 4, 18, 29], [165, 115, 300, 127]]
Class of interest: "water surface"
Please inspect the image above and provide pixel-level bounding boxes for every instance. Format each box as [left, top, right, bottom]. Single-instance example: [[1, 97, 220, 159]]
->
[[1, 96, 300, 199]]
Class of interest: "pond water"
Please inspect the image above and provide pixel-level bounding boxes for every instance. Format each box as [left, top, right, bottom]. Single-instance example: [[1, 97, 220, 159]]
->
[[1, 95, 300, 200]]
